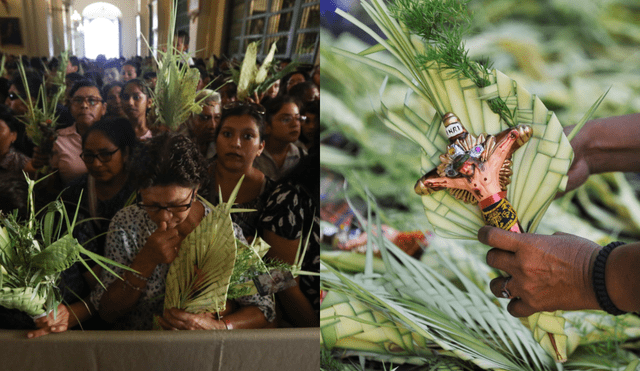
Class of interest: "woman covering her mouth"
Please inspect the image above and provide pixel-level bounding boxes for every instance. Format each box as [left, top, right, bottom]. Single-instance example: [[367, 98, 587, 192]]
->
[[91, 132, 274, 330]]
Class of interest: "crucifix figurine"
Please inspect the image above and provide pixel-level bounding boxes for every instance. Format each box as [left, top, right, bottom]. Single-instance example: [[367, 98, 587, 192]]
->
[[414, 113, 533, 233]]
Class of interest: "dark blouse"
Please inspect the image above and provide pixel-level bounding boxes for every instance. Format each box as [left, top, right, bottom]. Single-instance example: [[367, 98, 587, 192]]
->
[[259, 181, 320, 316], [204, 161, 276, 239]]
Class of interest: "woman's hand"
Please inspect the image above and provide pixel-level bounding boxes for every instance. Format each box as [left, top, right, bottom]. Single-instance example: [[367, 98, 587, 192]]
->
[[27, 304, 73, 339], [139, 222, 183, 265], [158, 308, 227, 330], [479, 226, 601, 317]]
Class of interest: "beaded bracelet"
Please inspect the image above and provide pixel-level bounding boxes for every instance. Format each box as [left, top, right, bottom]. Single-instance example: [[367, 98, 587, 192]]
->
[[592, 241, 627, 315], [123, 276, 146, 292], [130, 271, 149, 282]]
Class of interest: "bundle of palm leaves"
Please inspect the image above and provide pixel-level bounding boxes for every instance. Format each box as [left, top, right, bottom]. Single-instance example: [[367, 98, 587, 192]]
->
[[164, 178, 310, 315], [320, 192, 640, 371], [0, 174, 133, 319], [15, 62, 61, 158], [147, 0, 204, 131]]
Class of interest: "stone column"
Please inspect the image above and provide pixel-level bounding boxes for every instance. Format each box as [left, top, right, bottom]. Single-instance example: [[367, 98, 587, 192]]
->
[[50, 0, 67, 55]]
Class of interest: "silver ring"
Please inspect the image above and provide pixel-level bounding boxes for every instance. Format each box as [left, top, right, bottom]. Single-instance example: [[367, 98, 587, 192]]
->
[[501, 277, 512, 299]]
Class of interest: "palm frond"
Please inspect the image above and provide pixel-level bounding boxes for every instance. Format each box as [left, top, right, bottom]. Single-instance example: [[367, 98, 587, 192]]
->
[[321, 191, 557, 371], [150, 0, 203, 130]]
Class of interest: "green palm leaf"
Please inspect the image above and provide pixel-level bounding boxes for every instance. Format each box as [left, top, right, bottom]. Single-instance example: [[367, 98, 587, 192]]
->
[[149, 0, 204, 130], [164, 196, 238, 314], [322, 191, 557, 370], [332, 0, 609, 362]]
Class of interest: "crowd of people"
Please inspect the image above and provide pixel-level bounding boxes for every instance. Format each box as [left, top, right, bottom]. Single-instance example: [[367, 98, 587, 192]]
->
[[0, 33, 320, 336]]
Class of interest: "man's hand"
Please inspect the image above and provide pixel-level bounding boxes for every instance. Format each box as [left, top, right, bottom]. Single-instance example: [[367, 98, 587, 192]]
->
[[479, 226, 601, 317]]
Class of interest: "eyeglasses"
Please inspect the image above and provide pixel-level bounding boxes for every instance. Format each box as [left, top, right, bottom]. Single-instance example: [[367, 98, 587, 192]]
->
[[136, 189, 196, 214], [80, 148, 119, 163], [7, 93, 22, 101], [277, 115, 307, 125], [223, 101, 266, 115], [71, 96, 104, 106]]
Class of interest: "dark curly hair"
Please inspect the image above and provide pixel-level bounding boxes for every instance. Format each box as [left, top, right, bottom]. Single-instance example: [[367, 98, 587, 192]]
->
[[130, 132, 207, 190]]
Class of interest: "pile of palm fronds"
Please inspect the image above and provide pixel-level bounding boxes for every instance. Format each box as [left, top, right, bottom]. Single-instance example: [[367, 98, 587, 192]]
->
[[0, 174, 133, 319], [320, 192, 640, 371]]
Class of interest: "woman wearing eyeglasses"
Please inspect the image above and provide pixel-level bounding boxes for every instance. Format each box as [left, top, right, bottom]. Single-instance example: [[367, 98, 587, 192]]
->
[[28, 117, 138, 338], [253, 95, 307, 181], [120, 79, 154, 140], [50, 80, 107, 186], [90, 132, 274, 330]]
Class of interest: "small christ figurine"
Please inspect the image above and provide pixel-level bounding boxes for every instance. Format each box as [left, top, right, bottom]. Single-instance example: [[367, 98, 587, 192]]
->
[[414, 113, 533, 233]]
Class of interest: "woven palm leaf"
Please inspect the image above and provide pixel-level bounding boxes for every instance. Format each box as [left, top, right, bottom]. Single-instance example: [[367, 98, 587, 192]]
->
[[321, 289, 439, 365], [164, 196, 238, 314], [0, 287, 47, 317], [321, 241, 557, 371], [0, 174, 133, 318], [333, 0, 607, 239]]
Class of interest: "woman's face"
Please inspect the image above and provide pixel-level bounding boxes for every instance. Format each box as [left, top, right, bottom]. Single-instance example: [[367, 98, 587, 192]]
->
[[286, 73, 306, 92], [121, 65, 137, 82], [138, 185, 196, 230], [216, 114, 264, 171], [0, 119, 17, 157], [70, 86, 107, 128], [106, 86, 125, 117], [82, 131, 126, 183], [303, 85, 320, 102], [121, 83, 152, 121], [301, 112, 317, 141], [190, 103, 221, 143], [266, 102, 301, 144], [265, 80, 280, 98]]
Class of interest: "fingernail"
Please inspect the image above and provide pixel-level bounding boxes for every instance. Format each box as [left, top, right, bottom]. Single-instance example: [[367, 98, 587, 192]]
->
[[52, 327, 57, 331], [27, 333, 33, 338]]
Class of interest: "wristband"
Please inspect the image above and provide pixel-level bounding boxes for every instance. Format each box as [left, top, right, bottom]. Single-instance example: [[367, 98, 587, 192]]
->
[[593, 241, 627, 315]]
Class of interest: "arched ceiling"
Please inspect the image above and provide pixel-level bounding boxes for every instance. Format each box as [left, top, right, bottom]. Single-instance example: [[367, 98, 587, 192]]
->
[[82, 2, 123, 19]]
